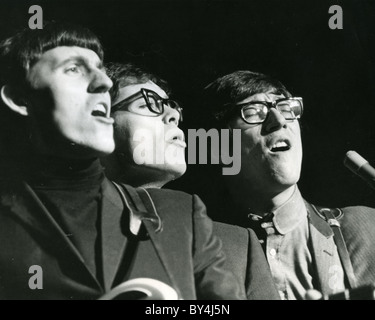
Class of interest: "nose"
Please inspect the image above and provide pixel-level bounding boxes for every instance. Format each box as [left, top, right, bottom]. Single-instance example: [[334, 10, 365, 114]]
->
[[88, 68, 113, 93], [263, 107, 287, 133], [163, 105, 180, 125]]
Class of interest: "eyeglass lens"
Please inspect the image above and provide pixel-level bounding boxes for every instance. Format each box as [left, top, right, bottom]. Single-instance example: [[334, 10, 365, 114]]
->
[[145, 90, 183, 118], [145, 91, 164, 114], [242, 99, 302, 123]]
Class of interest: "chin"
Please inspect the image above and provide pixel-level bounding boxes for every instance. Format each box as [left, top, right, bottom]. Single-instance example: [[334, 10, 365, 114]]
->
[[277, 173, 300, 187], [152, 163, 187, 183], [171, 165, 187, 180], [84, 144, 115, 159], [170, 161, 187, 175]]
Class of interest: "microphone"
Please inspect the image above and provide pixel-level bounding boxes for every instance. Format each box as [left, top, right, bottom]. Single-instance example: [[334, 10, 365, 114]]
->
[[344, 150, 375, 190]]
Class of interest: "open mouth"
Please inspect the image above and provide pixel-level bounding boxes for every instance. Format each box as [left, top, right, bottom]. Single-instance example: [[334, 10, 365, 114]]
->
[[172, 135, 182, 142], [91, 102, 114, 125], [170, 137, 187, 148], [92, 103, 109, 118], [167, 131, 187, 148], [270, 140, 291, 152]]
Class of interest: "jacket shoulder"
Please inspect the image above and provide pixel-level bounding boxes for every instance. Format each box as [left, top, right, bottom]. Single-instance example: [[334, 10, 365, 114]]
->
[[213, 222, 252, 265], [339, 206, 375, 286], [213, 221, 250, 241], [137, 188, 204, 225], [212, 221, 280, 300], [340, 205, 375, 229], [341, 205, 375, 216], [142, 188, 195, 213], [144, 188, 194, 202]]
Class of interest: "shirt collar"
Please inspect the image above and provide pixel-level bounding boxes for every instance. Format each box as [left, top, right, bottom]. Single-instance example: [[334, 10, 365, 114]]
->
[[248, 185, 307, 235], [272, 185, 307, 234]]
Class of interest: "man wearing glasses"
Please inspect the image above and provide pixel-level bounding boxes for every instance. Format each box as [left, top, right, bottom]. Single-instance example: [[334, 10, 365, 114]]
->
[[0, 20, 242, 299], [100, 62, 245, 300], [102, 63, 282, 300], [103, 62, 186, 189], [200, 70, 375, 300]]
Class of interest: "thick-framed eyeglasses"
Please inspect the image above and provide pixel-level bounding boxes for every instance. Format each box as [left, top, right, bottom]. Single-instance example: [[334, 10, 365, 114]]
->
[[233, 97, 303, 124], [111, 88, 183, 122]]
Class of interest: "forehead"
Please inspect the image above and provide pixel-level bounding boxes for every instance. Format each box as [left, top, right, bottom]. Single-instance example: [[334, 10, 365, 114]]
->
[[27, 46, 102, 78], [113, 81, 167, 105], [237, 91, 286, 104]]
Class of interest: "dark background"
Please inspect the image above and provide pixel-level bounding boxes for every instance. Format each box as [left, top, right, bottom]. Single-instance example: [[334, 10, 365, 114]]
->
[[1, 0, 375, 211]]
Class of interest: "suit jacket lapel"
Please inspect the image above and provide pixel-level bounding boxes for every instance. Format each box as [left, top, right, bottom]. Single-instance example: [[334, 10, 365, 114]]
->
[[141, 219, 181, 297], [131, 187, 181, 298], [104, 183, 180, 297], [0, 180, 101, 290], [100, 179, 128, 291]]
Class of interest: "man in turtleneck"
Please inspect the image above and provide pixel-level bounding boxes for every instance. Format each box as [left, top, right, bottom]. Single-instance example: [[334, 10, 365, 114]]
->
[[199, 70, 375, 300], [0, 22, 114, 299], [0, 22, 242, 300]]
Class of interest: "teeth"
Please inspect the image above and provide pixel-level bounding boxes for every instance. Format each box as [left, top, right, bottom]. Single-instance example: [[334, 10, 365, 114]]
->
[[94, 104, 106, 114], [92, 104, 108, 117], [272, 141, 288, 149]]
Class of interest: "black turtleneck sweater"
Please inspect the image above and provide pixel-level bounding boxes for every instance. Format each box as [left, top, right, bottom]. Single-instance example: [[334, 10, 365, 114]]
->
[[26, 157, 105, 285]]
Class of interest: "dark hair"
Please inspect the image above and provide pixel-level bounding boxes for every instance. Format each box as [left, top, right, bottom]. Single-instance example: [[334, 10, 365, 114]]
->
[[0, 21, 104, 91], [202, 70, 292, 128], [0, 21, 104, 162], [105, 62, 171, 102]]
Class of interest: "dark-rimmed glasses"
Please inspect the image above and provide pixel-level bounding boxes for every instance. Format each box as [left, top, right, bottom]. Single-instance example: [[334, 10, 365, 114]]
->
[[232, 97, 303, 124], [111, 88, 183, 122]]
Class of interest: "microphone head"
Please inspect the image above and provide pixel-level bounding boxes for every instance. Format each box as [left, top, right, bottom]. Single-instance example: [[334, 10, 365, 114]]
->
[[344, 150, 368, 173]]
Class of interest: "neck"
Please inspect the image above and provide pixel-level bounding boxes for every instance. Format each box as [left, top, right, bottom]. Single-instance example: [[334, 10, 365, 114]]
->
[[25, 154, 104, 188], [224, 176, 297, 215], [101, 154, 170, 189], [124, 178, 166, 189]]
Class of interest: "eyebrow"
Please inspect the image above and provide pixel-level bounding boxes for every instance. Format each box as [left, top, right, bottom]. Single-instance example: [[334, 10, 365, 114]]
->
[[54, 56, 103, 70]]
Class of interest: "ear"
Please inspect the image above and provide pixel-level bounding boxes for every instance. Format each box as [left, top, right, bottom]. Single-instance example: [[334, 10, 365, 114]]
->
[[0, 85, 29, 116]]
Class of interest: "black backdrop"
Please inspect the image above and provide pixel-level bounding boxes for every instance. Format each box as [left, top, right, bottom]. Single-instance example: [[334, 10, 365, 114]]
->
[[1, 0, 375, 211]]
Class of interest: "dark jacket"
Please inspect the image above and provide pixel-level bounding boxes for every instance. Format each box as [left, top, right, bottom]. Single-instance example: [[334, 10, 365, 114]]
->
[[305, 202, 375, 292], [213, 222, 280, 300], [0, 178, 243, 300]]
